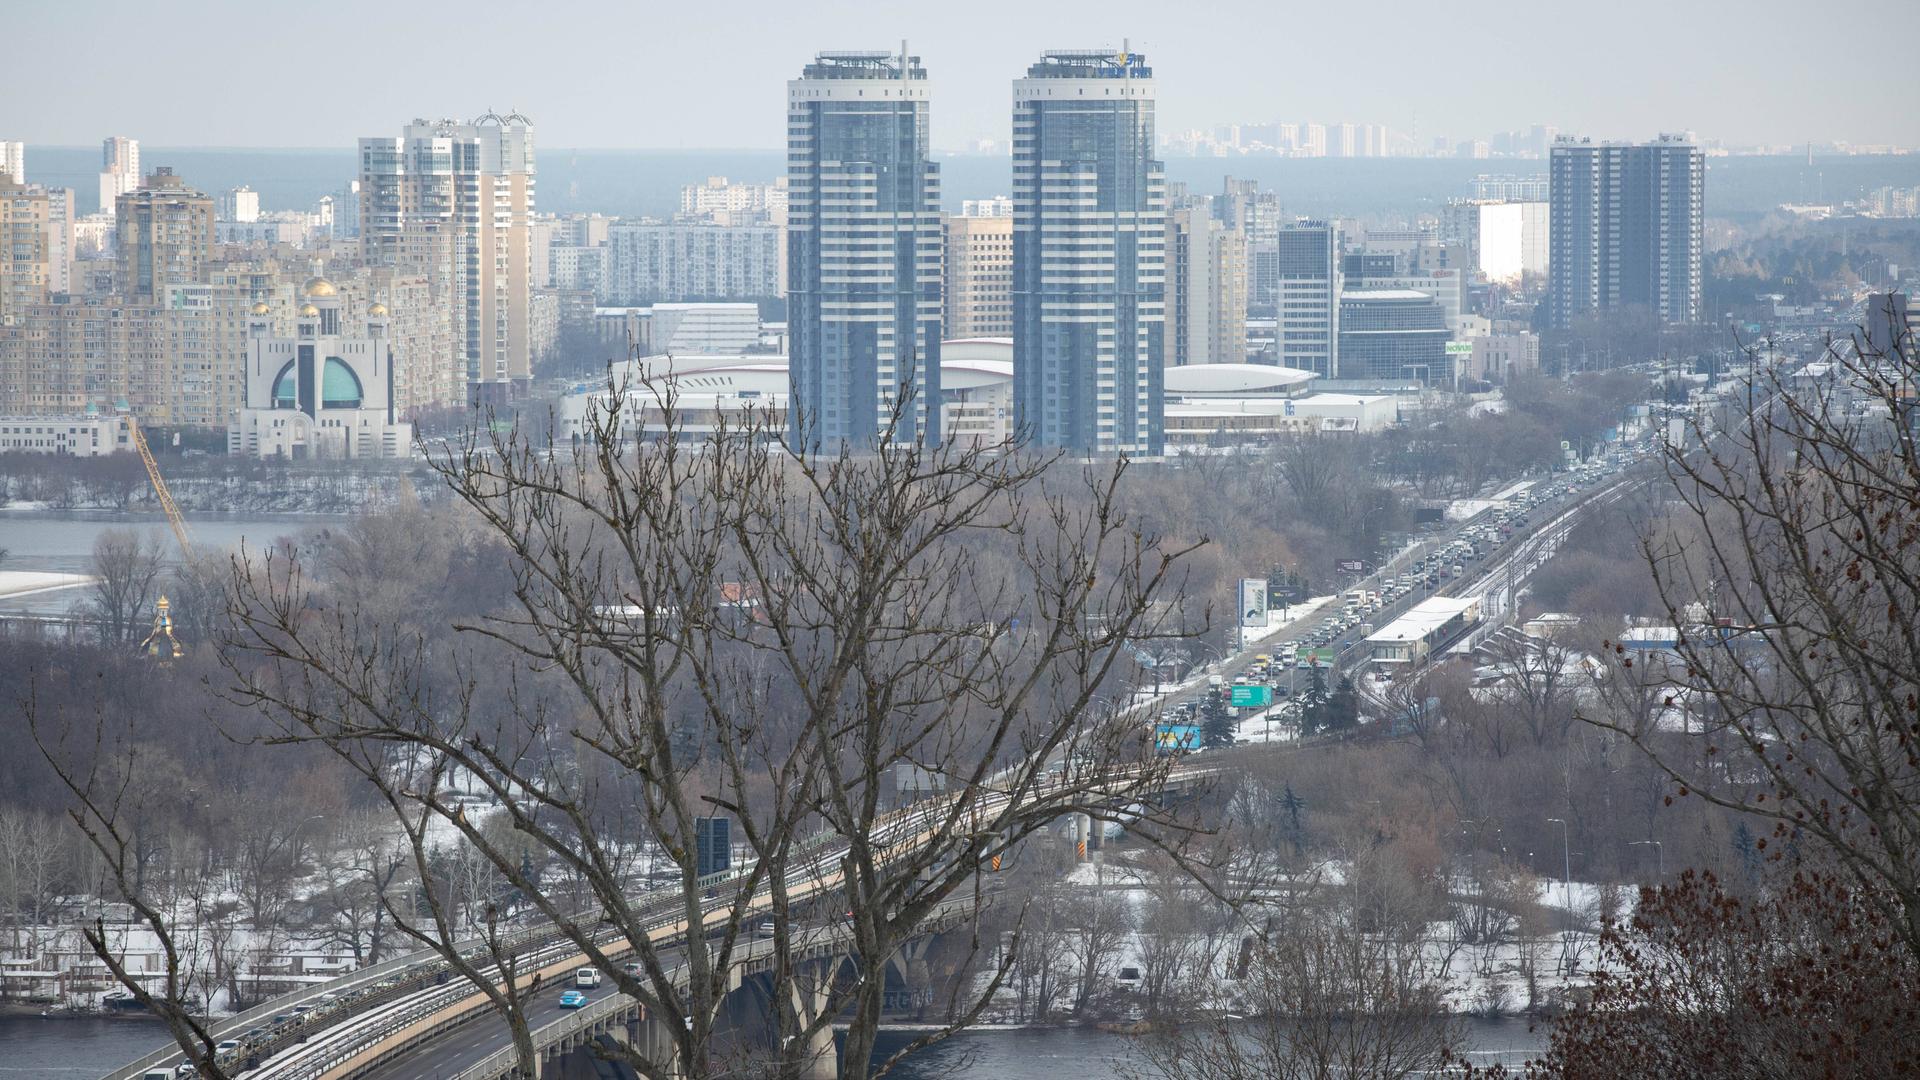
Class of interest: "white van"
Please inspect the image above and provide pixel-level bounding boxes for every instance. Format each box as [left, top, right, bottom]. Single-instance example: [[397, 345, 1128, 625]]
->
[[575, 967, 601, 989]]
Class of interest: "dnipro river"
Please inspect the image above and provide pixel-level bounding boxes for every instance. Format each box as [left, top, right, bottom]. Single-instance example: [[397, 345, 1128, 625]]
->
[[0, 1014, 1547, 1078], [0, 509, 336, 615]]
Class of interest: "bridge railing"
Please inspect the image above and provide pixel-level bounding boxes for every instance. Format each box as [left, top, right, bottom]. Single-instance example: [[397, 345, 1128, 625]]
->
[[446, 896, 980, 1080]]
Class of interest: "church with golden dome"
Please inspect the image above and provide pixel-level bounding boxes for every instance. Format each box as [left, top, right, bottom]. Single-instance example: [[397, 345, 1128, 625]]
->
[[226, 277, 414, 458]]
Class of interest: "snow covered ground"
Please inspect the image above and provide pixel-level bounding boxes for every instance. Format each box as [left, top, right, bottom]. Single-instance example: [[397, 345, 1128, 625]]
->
[[0, 569, 94, 600], [987, 853, 1625, 1030]]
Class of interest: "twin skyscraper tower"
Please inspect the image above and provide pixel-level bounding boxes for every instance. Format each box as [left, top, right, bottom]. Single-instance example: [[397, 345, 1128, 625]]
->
[[787, 46, 1164, 455]]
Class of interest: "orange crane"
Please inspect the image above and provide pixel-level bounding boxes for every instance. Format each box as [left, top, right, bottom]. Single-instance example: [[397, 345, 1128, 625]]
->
[[123, 413, 193, 559]]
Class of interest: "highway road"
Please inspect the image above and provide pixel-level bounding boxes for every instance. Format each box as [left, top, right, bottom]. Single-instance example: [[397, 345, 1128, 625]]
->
[[356, 987, 581, 1080]]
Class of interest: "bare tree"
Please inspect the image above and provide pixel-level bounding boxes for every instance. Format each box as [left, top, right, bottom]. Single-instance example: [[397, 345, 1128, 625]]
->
[[213, 371, 1210, 1080], [1586, 313, 1920, 962], [26, 690, 236, 1079], [1065, 870, 1135, 1015], [88, 528, 165, 647], [1127, 903, 1461, 1080]]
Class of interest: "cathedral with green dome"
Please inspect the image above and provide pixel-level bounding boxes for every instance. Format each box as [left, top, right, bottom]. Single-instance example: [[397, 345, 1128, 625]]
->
[[226, 277, 413, 458]]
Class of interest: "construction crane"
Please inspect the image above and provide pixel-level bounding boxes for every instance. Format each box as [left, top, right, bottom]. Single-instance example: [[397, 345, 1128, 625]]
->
[[124, 413, 193, 559]]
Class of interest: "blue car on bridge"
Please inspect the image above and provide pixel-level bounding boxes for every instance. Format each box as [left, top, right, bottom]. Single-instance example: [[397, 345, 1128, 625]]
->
[[560, 990, 587, 1009]]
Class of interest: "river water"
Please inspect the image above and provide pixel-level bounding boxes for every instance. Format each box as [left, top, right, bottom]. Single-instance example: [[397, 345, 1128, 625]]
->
[[0, 1014, 1546, 1078], [0, 509, 337, 615]]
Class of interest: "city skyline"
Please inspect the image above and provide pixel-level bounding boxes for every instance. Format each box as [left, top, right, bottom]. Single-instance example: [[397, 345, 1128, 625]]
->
[[7, 0, 1915, 152]]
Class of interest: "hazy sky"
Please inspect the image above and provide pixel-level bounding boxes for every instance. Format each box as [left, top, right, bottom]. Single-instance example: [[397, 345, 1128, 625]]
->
[[8, 0, 1911, 151]]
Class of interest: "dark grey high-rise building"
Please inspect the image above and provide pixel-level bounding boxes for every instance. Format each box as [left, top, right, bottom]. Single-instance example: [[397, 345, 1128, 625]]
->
[[1548, 134, 1703, 329], [1012, 47, 1165, 456], [1276, 221, 1341, 377], [787, 47, 942, 450]]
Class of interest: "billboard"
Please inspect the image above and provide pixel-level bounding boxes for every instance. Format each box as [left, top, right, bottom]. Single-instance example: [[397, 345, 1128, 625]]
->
[[1230, 684, 1274, 708], [1239, 578, 1269, 628], [1445, 341, 1475, 356], [1154, 723, 1203, 754]]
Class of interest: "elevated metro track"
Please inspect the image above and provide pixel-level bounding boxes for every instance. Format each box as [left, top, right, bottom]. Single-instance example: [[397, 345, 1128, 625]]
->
[[106, 766, 1217, 1080]]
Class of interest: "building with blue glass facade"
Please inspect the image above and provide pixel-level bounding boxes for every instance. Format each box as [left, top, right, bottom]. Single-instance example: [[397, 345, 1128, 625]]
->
[[1012, 47, 1165, 456], [1337, 289, 1452, 384], [787, 48, 942, 450]]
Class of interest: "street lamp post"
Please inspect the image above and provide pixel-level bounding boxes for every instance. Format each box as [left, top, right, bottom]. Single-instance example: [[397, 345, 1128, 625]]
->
[[1546, 816, 1572, 943]]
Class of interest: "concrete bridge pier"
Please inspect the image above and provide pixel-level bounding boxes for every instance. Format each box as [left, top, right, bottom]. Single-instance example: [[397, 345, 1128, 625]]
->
[[788, 978, 838, 1080], [633, 1004, 684, 1079]]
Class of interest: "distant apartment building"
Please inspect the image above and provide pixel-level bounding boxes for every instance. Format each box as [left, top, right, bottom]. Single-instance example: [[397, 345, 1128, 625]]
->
[[943, 214, 1013, 340], [1549, 134, 1704, 328], [1444, 199, 1550, 283], [1012, 47, 1165, 456], [1276, 221, 1341, 377], [550, 245, 606, 295], [1218, 177, 1282, 246], [1300, 123, 1327, 158], [359, 112, 536, 401], [115, 168, 214, 303], [961, 196, 1013, 217], [0, 177, 50, 325], [605, 224, 781, 303], [1332, 123, 1357, 158], [219, 186, 261, 223], [1164, 207, 1247, 366], [98, 136, 139, 214], [0, 142, 22, 184], [787, 47, 943, 448], [41, 188, 75, 295], [1471, 174, 1551, 201], [679, 176, 788, 226]]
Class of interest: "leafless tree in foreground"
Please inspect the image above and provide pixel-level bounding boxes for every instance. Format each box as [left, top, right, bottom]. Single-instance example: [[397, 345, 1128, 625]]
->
[[216, 367, 1216, 1080], [26, 686, 236, 1080], [1585, 309, 1920, 962]]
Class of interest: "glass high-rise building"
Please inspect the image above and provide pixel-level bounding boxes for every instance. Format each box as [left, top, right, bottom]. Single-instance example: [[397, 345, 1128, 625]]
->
[[1275, 221, 1341, 378], [1012, 47, 1165, 456], [1548, 134, 1703, 329], [786, 48, 942, 450]]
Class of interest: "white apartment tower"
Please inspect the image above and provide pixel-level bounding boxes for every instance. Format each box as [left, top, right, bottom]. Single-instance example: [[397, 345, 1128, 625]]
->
[[359, 113, 536, 405], [0, 142, 23, 184], [220, 186, 261, 223], [99, 136, 139, 213]]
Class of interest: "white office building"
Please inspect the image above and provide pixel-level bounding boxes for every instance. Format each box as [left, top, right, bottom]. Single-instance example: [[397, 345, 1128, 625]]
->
[[604, 224, 781, 304], [0, 413, 124, 456]]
